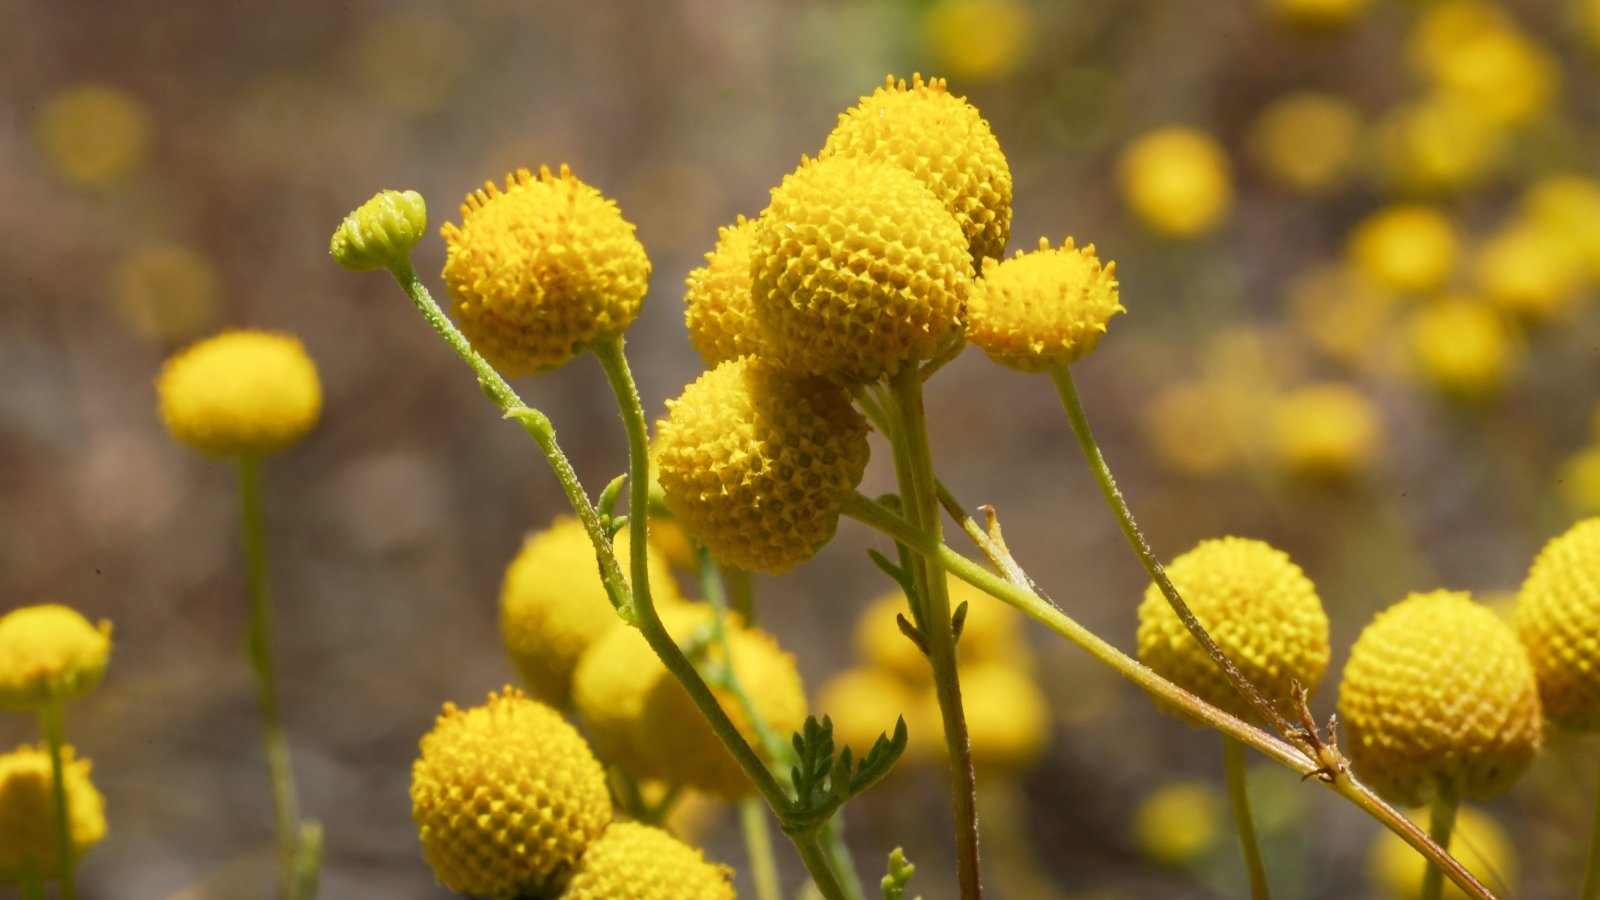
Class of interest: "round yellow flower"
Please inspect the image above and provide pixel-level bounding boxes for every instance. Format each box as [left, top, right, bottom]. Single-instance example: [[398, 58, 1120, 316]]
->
[[1409, 5, 1554, 128], [157, 330, 322, 457], [1516, 518, 1600, 731], [1117, 127, 1233, 238], [1368, 94, 1503, 196], [1473, 221, 1586, 320], [654, 357, 870, 573], [560, 821, 733, 900], [919, 0, 1034, 83], [573, 605, 807, 797], [683, 215, 761, 367], [500, 516, 684, 708], [966, 237, 1124, 372], [1247, 93, 1362, 195], [1132, 781, 1223, 867], [440, 165, 650, 376], [750, 155, 971, 381], [1270, 382, 1383, 481], [1142, 381, 1248, 477], [110, 243, 220, 343], [0, 744, 106, 884], [0, 605, 112, 712], [1347, 205, 1458, 295], [32, 83, 152, 188], [1521, 175, 1600, 278], [330, 189, 428, 272], [1405, 298, 1516, 401], [821, 74, 1013, 268], [1367, 806, 1514, 899], [1136, 537, 1329, 724], [1338, 590, 1542, 807], [411, 687, 611, 898]]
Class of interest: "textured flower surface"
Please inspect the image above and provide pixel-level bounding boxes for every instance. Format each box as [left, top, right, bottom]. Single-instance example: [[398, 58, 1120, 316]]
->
[[1136, 537, 1329, 724], [821, 73, 1012, 267], [750, 155, 970, 381], [157, 330, 322, 457], [410, 688, 610, 898], [684, 215, 761, 366], [966, 237, 1123, 372], [655, 357, 870, 573], [1517, 518, 1600, 730], [330, 189, 427, 272], [1338, 590, 1542, 807], [559, 821, 733, 900], [441, 165, 649, 375], [0, 605, 112, 712], [0, 744, 105, 884]]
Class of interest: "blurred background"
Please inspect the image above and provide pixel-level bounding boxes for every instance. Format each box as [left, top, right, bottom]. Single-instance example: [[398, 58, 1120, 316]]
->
[[3, 0, 1600, 896]]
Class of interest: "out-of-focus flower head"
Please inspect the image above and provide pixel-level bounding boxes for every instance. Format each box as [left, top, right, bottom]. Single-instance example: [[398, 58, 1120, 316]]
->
[[919, 0, 1035, 83], [110, 244, 220, 344], [32, 83, 153, 188], [1117, 127, 1233, 238], [1248, 92, 1363, 195]]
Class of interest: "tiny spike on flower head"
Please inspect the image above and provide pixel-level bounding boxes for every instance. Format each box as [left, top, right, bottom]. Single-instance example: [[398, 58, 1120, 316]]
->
[[440, 164, 650, 376], [966, 237, 1124, 372], [684, 215, 762, 367], [157, 330, 322, 457], [329, 189, 427, 272], [0, 744, 106, 883], [561, 821, 735, 900], [1516, 518, 1600, 731], [0, 605, 111, 713]]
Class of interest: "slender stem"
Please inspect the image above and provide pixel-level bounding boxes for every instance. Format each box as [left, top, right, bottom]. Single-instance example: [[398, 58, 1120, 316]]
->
[[290, 822, 323, 900], [238, 457, 301, 899], [725, 567, 757, 624], [839, 492, 1495, 900], [698, 547, 787, 760], [1582, 748, 1600, 900], [1422, 790, 1460, 900], [1223, 736, 1272, 900], [1049, 365, 1295, 738], [20, 870, 45, 900], [886, 368, 982, 900], [38, 699, 75, 900], [795, 831, 853, 900], [742, 799, 782, 900]]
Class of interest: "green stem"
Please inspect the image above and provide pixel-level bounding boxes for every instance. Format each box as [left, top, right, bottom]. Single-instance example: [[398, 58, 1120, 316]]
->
[[796, 832, 853, 900], [838, 492, 1494, 900], [742, 799, 782, 900], [38, 699, 75, 900], [1422, 790, 1460, 900], [1223, 736, 1272, 900], [1049, 366, 1295, 738], [886, 368, 982, 900], [238, 457, 302, 899], [1582, 748, 1600, 900], [20, 870, 45, 900]]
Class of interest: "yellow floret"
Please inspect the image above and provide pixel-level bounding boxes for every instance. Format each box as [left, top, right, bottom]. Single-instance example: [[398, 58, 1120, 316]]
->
[[1347, 205, 1458, 295], [822, 74, 1012, 268], [1132, 781, 1223, 867], [855, 582, 1031, 682], [500, 516, 684, 708], [1405, 298, 1516, 401], [0, 744, 106, 884], [0, 605, 112, 712], [572, 605, 808, 798], [560, 821, 733, 900], [440, 165, 650, 376], [1367, 805, 1515, 899], [1247, 92, 1362, 195], [331, 189, 428, 272], [411, 687, 611, 898], [1117, 127, 1233, 238], [1270, 382, 1383, 481], [918, 1, 1034, 83], [966, 237, 1124, 372], [684, 215, 762, 366], [750, 155, 971, 381], [110, 243, 220, 343], [157, 330, 322, 457], [1136, 537, 1329, 724], [1516, 519, 1600, 731], [32, 83, 152, 188], [1265, 0, 1370, 30], [1338, 591, 1542, 807], [655, 357, 870, 573]]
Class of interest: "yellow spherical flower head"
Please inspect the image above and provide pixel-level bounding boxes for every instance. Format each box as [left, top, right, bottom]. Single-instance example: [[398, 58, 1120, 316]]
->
[[919, 0, 1034, 83], [1136, 537, 1329, 724], [1338, 590, 1542, 807], [1347, 205, 1458, 295], [110, 243, 220, 343], [655, 357, 870, 573], [330, 189, 428, 273], [32, 83, 153, 188], [0, 605, 112, 713], [1516, 519, 1600, 731], [1247, 92, 1362, 195], [157, 330, 322, 457], [1408, 6, 1554, 128], [684, 215, 762, 367], [967, 237, 1123, 373], [500, 516, 685, 709], [411, 687, 611, 898], [561, 821, 733, 900], [440, 165, 650, 376], [1368, 806, 1514, 900], [1270, 382, 1383, 482], [573, 605, 808, 798], [1473, 220, 1586, 321], [1265, 0, 1371, 30], [1367, 94, 1504, 196], [750, 155, 971, 381], [1521, 175, 1600, 279], [821, 74, 1012, 268], [0, 744, 106, 884], [1404, 298, 1516, 402], [1132, 781, 1223, 867], [918, 662, 1049, 772], [1117, 127, 1232, 238]]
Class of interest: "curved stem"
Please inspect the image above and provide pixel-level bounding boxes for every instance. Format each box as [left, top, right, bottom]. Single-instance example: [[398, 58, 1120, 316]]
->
[[1223, 736, 1272, 900], [1582, 749, 1600, 900], [38, 699, 75, 900], [741, 799, 782, 900], [886, 369, 982, 900], [238, 457, 302, 899], [839, 492, 1495, 900], [1422, 790, 1460, 900]]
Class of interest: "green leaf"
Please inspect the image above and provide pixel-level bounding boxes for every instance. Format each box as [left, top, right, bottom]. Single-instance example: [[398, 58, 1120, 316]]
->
[[597, 473, 628, 520]]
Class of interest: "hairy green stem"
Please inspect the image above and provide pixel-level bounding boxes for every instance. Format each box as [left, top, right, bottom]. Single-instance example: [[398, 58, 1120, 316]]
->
[[1422, 790, 1460, 900], [1223, 736, 1271, 900], [839, 492, 1494, 900], [38, 699, 75, 900], [1583, 749, 1600, 900], [238, 457, 303, 899], [886, 369, 982, 900], [742, 799, 782, 900]]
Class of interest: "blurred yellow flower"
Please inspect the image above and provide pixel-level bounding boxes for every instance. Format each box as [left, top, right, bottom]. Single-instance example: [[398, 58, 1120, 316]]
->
[[1522, 175, 1600, 278], [1367, 806, 1514, 899], [1286, 265, 1404, 373], [1404, 298, 1516, 401], [1419, 25, 1556, 127], [32, 83, 153, 188], [1368, 93, 1503, 195], [1248, 92, 1362, 195], [1265, 0, 1371, 30], [1132, 781, 1223, 867], [930, 662, 1049, 771], [1142, 380, 1248, 477], [0, 745, 106, 884], [1271, 382, 1383, 481], [1348, 205, 1458, 295], [157, 330, 322, 457], [1558, 445, 1600, 516], [109, 244, 220, 343], [1117, 127, 1233, 238], [920, 0, 1035, 82], [0, 605, 112, 713], [1473, 220, 1587, 321], [817, 667, 931, 763]]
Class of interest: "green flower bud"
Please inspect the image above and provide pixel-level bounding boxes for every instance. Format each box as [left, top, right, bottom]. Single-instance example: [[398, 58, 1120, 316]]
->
[[330, 189, 427, 271]]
